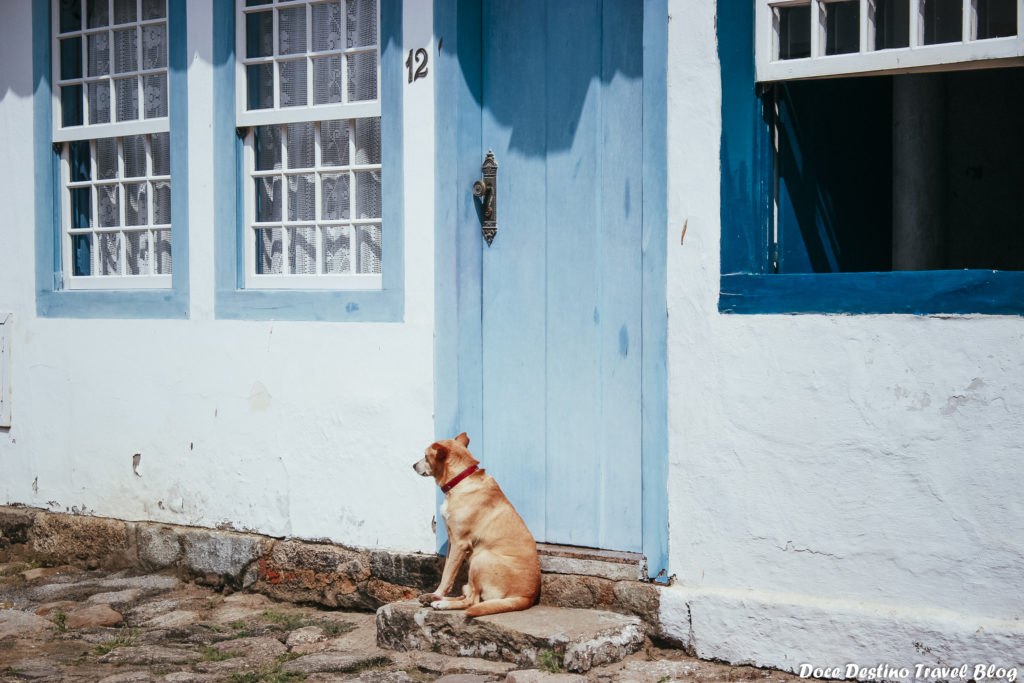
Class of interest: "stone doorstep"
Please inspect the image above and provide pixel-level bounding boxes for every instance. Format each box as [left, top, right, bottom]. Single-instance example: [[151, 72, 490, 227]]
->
[[536, 544, 645, 583], [376, 600, 645, 673]]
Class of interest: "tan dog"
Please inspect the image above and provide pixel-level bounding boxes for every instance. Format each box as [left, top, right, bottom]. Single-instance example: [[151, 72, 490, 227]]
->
[[413, 432, 541, 617]]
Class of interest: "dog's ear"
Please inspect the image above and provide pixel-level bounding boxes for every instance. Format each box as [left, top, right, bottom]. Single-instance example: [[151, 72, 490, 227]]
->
[[431, 442, 450, 460], [455, 432, 470, 447]]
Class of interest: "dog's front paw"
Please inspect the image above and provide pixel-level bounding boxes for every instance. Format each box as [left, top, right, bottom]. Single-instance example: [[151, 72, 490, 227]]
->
[[430, 600, 448, 610], [418, 592, 440, 606]]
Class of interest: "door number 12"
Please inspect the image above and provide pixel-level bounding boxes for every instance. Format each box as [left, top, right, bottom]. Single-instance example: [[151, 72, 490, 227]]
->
[[405, 48, 428, 83]]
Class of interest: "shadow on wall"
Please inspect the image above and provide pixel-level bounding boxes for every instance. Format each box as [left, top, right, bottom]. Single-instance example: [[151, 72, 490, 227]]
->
[[451, 0, 643, 157], [1, 2, 35, 103]]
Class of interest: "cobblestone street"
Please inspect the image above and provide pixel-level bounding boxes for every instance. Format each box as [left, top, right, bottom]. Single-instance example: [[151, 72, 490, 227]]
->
[[0, 562, 811, 683]]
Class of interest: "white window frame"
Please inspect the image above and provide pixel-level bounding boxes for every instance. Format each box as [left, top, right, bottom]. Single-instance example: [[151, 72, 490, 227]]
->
[[756, 0, 1024, 82], [51, 0, 173, 289], [235, 0, 383, 290]]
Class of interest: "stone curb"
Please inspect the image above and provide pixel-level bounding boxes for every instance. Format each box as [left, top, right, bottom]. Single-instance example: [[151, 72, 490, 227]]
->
[[0, 505, 664, 634]]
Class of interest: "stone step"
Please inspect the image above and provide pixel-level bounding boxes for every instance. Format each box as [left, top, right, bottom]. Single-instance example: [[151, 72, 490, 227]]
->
[[375, 600, 645, 673]]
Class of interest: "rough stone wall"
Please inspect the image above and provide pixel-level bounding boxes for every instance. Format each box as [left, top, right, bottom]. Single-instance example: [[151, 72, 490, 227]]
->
[[0, 506, 664, 633]]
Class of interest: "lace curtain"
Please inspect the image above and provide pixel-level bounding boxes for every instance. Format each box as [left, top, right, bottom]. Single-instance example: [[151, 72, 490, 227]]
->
[[252, 0, 381, 277]]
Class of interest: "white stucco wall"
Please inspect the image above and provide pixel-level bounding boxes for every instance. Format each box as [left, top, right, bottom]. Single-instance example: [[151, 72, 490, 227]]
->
[[0, 1, 438, 554], [661, 0, 1024, 674]]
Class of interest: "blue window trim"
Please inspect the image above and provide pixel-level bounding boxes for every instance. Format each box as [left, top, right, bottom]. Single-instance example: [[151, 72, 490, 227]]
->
[[717, 0, 1024, 316], [432, 0, 669, 581], [211, 0, 405, 322], [33, 0, 190, 319]]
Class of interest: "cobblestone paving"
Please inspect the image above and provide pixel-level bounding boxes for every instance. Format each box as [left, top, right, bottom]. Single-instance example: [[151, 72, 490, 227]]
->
[[0, 562, 807, 683]]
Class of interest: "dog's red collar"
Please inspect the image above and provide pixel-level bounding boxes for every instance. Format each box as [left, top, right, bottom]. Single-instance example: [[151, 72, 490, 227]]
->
[[441, 465, 479, 493]]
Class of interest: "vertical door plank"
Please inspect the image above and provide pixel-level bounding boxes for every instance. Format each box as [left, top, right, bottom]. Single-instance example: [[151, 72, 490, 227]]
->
[[597, 0, 644, 551], [544, 0, 604, 548], [480, 0, 548, 537]]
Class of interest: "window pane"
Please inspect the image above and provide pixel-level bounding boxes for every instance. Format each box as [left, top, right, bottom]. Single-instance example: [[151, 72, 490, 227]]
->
[[825, 1, 859, 55], [354, 171, 380, 219], [98, 185, 120, 227], [280, 59, 308, 107], [123, 135, 146, 177], [99, 231, 122, 274], [977, 0, 1017, 38], [288, 174, 316, 221], [256, 177, 282, 221], [356, 224, 381, 274], [257, 227, 284, 273], [61, 85, 84, 126], [113, 0, 137, 24], [154, 229, 172, 274], [923, 0, 962, 44], [247, 63, 275, 110], [347, 52, 377, 101], [286, 121, 315, 168], [354, 117, 380, 164], [69, 140, 91, 181], [89, 81, 111, 123], [312, 2, 343, 51], [875, 0, 910, 49], [125, 183, 148, 225], [152, 180, 171, 224], [151, 133, 170, 176], [321, 120, 349, 166], [279, 6, 308, 55], [321, 173, 350, 220], [88, 32, 111, 76], [313, 55, 343, 104], [142, 24, 167, 70], [60, 0, 82, 33], [126, 230, 150, 274], [143, 73, 168, 118], [346, 0, 376, 48], [142, 0, 166, 21], [115, 77, 139, 121], [778, 5, 811, 59], [254, 125, 282, 170], [71, 188, 92, 229], [87, 0, 108, 28], [246, 11, 274, 58], [322, 226, 351, 274], [60, 37, 82, 80], [96, 138, 118, 179], [288, 227, 316, 274], [114, 28, 138, 73], [72, 234, 92, 276]]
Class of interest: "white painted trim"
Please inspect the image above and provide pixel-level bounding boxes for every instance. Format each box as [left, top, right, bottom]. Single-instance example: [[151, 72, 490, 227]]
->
[[64, 274, 172, 290], [244, 273, 383, 289], [756, 0, 1024, 81]]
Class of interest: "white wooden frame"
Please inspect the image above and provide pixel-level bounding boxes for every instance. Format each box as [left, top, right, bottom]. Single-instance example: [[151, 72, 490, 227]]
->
[[52, 0, 173, 289], [756, 0, 1024, 81], [234, 0, 381, 126], [51, 0, 170, 142], [236, 0, 384, 290], [60, 135, 173, 289]]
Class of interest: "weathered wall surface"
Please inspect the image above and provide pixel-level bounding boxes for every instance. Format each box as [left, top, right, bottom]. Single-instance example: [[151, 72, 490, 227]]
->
[[661, 0, 1024, 672], [0, 2, 438, 555]]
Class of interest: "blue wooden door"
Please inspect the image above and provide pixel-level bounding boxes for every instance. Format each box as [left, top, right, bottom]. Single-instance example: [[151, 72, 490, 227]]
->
[[476, 1, 644, 552]]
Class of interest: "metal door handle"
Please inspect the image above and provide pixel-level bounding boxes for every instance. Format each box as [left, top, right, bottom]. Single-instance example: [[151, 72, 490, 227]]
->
[[475, 150, 498, 245]]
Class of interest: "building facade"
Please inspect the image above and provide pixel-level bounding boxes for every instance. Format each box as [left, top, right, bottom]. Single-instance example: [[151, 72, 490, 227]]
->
[[1, 0, 1022, 675]]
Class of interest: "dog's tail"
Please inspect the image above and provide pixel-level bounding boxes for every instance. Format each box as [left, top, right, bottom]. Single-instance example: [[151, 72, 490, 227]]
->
[[464, 596, 534, 618]]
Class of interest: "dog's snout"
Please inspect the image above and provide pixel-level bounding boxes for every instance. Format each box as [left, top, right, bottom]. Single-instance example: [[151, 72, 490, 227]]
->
[[413, 457, 432, 477]]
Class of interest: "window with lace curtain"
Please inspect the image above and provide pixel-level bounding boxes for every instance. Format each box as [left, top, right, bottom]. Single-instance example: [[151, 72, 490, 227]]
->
[[235, 0, 382, 290], [52, 0, 173, 289]]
